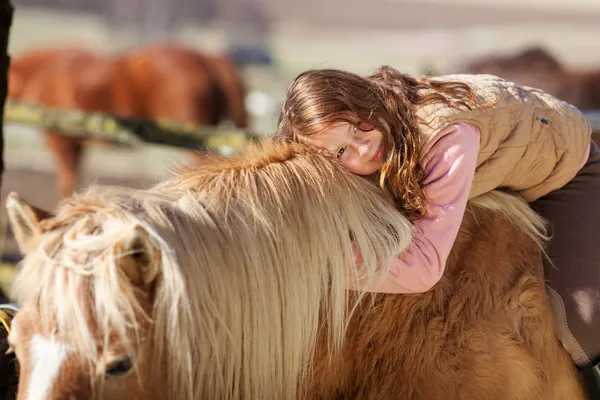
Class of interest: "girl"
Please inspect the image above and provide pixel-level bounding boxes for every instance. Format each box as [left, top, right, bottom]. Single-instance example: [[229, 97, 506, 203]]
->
[[275, 66, 600, 396]]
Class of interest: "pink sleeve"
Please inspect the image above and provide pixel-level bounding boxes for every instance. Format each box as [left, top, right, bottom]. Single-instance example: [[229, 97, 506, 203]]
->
[[357, 122, 481, 294]]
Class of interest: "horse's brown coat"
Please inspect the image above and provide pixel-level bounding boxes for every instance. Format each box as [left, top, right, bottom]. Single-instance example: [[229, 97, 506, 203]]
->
[[311, 199, 585, 399]]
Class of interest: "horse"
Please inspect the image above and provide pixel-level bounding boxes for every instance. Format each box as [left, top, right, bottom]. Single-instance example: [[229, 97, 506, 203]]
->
[[7, 45, 84, 100], [7, 43, 248, 198], [463, 46, 600, 112], [464, 46, 600, 146], [5, 140, 585, 399], [11, 47, 142, 199], [121, 43, 248, 128]]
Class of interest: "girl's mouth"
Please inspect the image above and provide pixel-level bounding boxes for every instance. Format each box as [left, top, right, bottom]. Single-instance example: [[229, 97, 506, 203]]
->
[[370, 145, 382, 162]]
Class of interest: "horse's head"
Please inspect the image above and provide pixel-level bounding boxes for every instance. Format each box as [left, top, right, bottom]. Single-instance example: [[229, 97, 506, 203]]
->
[[6, 140, 413, 399], [6, 189, 166, 400]]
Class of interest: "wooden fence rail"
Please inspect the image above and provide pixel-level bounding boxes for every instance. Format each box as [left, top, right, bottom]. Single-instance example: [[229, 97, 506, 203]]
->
[[3, 100, 262, 154]]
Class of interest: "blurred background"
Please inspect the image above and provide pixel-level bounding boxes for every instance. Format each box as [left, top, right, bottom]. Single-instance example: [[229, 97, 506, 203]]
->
[[1, 0, 600, 297]]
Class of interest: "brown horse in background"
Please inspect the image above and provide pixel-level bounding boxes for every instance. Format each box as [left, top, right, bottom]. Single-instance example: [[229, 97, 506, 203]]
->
[[10, 47, 140, 198], [464, 46, 600, 147], [8, 43, 248, 198], [464, 46, 600, 111], [7, 45, 83, 100], [122, 43, 248, 128]]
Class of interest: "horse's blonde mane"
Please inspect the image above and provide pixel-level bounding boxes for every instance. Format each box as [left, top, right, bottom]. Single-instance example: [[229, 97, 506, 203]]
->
[[10, 187, 184, 360], [12, 140, 414, 400], [468, 189, 549, 247]]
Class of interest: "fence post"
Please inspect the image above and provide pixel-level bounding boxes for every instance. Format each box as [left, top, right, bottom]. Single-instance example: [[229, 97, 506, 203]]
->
[[0, 0, 13, 191], [0, 1, 16, 396]]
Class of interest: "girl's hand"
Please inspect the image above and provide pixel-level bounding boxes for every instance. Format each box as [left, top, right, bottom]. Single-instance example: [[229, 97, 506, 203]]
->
[[348, 242, 416, 293], [348, 242, 369, 290], [352, 241, 364, 266]]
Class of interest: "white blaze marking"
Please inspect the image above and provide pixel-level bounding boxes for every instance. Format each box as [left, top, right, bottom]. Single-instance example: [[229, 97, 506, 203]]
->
[[27, 334, 69, 400]]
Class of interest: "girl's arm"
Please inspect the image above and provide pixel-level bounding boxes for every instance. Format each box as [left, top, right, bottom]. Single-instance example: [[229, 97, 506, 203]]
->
[[351, 122, 481, 294]]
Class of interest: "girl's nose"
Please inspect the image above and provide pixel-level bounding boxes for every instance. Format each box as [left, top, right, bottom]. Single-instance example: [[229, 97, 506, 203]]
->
[[355, 141, 370, 157]]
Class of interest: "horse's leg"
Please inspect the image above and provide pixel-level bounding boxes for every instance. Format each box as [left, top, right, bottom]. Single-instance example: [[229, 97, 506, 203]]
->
[[44, 131, 82, 198]]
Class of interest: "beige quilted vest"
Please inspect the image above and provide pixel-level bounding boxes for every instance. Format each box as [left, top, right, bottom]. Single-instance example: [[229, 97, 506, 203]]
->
[[415, 74, 592, 201]]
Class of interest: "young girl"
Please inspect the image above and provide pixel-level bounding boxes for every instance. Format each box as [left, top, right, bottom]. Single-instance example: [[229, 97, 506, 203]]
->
[[275, 66, 600, 396]]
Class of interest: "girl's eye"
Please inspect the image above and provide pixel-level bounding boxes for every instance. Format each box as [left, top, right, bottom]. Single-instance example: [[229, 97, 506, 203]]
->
[[336, 147, 346, 159]]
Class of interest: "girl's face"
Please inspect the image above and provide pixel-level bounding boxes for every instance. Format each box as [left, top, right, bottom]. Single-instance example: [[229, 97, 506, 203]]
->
[[304, 122, 385, 175]]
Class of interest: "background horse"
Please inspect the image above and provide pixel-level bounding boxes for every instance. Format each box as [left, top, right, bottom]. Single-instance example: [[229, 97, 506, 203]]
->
[[122, 43, 248, 128], [12, 47, 141, 199], [5, 140, 585, 399], [464, 46, 600, 111], [7, 45, 84, 100], [464, 46, 600, 147], [8, 43, 248, 198]]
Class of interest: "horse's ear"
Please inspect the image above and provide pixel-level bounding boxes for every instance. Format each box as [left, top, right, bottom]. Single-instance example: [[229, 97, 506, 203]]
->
[[5, 192, 53, 253], [114, 225, 160, 286]]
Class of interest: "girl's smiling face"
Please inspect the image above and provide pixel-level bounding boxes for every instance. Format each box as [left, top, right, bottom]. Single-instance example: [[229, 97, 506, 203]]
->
[[304, 122, 385, 176]]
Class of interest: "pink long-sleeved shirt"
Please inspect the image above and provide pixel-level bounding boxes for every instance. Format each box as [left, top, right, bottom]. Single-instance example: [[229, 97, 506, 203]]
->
[[354, 121, 590, 294], [356, 122, 481, 294]]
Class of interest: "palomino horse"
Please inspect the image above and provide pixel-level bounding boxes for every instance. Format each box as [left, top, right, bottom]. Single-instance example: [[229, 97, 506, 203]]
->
[[5, 140, 585, 399], [8, 43, 248, 198]]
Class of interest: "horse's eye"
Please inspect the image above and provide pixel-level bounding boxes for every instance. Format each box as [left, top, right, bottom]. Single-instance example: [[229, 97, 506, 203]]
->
[[105, 356, 134, 377]]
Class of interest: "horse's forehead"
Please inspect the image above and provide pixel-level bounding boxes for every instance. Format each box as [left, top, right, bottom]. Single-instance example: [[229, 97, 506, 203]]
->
[[11, 306, 64, 346], [11, 306, 41, 342], [12, 307, 78, 388]]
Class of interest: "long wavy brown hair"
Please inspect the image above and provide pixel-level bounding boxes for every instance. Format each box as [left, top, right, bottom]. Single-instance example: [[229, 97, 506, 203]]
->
[[275, 66, 486, 219]]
